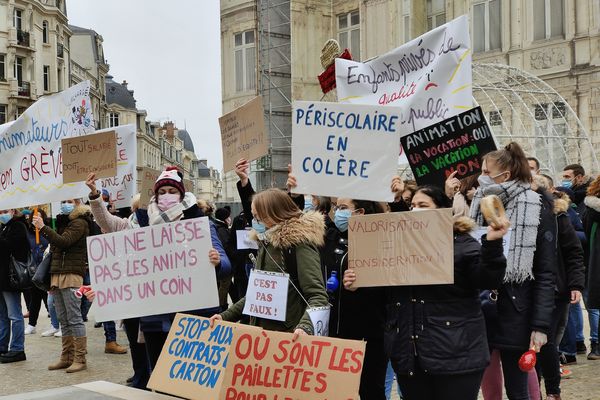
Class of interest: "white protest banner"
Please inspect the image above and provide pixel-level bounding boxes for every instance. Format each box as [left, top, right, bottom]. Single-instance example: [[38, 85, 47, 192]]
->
[[87, 216, 218, 322], [243, 269, 289, 321], [348, 209, 454, 287], [0, 81, 94, 209], [335, 15, 472, 139], [308, 306, 330, 337], [236, 229, 258, 250], [292, 101, 400, 202], [95, 124, 137, 209], [470, 227, 512, 258]]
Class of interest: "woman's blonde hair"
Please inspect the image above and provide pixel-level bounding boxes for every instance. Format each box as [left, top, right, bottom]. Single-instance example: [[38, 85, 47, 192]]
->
[[252, 189, 301, 224]]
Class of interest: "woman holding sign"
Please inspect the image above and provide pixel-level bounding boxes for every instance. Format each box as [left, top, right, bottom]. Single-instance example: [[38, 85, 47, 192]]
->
[[344, 185, 509, 400], [211, 189, 329, 339]]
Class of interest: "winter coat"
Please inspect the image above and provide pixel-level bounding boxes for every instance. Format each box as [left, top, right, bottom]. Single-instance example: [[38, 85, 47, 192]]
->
[[554, 198, 585, 302], [488, 190, 556, 351], [213, 218, 233, 273], [41, 205, 92, 278], [572, 181, 590, 215], [220, 211, 329, 334], [583, 195, 600, 309], [566, 205, 586, 244], [385, 219, 507, 376], [0, 216, 30, 292]]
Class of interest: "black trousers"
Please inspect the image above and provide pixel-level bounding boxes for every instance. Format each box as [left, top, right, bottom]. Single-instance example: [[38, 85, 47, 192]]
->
[[500, 350, 530, 400], [339, 333, 387, 400], [26, 287, 48, 327], [397, 369, 484, 400], [536, 301, 569, 396], [123, 318, 150, 390], [143, 331, 169, 371]]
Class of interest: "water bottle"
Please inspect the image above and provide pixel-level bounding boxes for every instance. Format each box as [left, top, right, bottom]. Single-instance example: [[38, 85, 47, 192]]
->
[[326, 271, 339, 293]]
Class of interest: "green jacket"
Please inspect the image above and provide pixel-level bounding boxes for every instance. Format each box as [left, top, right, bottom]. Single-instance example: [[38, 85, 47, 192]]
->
[[41, 205, 91, 277], [221, 211, 329, 334]]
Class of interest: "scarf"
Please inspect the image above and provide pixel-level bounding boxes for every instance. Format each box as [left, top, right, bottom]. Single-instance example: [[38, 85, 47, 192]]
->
[[470, 180, 541, 283], [147, 192, 198, 225]]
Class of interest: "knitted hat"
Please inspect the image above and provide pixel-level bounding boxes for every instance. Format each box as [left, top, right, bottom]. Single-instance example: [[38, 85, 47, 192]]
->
[[154, 166, 185, 197], [215, 207, 231, 222]]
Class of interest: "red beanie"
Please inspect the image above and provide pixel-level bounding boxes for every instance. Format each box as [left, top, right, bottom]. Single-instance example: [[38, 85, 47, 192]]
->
[[154, 166, 185, 197]]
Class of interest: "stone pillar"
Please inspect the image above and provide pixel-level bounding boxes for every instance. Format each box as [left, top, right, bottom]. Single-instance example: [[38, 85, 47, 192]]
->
[[574, 0, 590, 37]]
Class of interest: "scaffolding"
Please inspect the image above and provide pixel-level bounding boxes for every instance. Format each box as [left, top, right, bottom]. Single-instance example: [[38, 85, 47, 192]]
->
[[256, 0, 292, 190]]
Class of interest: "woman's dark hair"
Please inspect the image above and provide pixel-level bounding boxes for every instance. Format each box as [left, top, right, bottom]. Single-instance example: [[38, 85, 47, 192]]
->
[[315, 196, 332, 214], [414, 185, 452, 208], [483, 142, 532, 183], [350, 200, 384, 215]]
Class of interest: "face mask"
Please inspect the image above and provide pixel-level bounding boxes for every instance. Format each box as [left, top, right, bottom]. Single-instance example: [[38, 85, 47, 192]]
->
[[0, 212, 12, 225], [252, 218, 266, 234], [561, 179, 573, 189], [61, 203, 75, 215], [303, 197, 314, 212], [158, 193, 181, 212], [334, 209, 352, 232], [21, 209, 32, 216]]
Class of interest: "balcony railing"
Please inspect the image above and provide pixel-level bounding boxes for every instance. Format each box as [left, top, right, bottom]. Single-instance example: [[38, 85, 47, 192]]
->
[[18, 81, 30, 97], [17, 30, 29, 47], [57, 43, 64, 58]]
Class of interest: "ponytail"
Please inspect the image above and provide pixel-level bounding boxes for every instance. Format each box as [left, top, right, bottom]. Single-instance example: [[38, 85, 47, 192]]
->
[[483, 142, 532, 183]]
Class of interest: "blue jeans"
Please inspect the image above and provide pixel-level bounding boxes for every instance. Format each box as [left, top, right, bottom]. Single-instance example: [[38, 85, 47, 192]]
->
[[104, 321, 117, 342], [385, 361, 402, 399], [560, 303, 579, 356], [0, 291, 25, 352], [583, 291, 599, 342], [47, 292, 59, 329]]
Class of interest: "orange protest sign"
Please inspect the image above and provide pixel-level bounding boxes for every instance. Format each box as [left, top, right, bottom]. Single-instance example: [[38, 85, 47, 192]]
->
[[62, 131, 117, 183], [348, 209, 454, 287], [219, 96, 268, 172], [148, 314, 365, 400]]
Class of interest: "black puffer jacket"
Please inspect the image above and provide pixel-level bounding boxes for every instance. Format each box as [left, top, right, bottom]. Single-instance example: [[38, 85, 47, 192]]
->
[[385, 222, 506, 376], [489, 190, 556, 351], [554, 198, 585, 301], [583, 195, 600, 309], [0, 216, 30, 292]]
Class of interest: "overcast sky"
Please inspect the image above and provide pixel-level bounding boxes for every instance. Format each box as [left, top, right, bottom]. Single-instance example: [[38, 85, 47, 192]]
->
[[67, 0, 224, 169]]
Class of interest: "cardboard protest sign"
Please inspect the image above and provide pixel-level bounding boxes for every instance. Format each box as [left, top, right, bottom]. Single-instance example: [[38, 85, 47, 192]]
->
[[87, 217, 218, 322], [242, 269, 289, 321], [138, 167, 160, 208], [348, 209, 454, 287], [95, 124, 137, 209], [291, 101, 400, 202], [149, 314, 366, 400], [401, 107, 497, 186], [219, 96, 268, 172], [0, 81, 94, 209], [62, 131, 117, 183], [236, 229, 258, 250]]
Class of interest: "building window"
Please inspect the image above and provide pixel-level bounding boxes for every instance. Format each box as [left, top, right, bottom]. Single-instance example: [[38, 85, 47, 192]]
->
[[338, 11, 360, 60], [0, 55, 5, 81], [13, 9, 22, 30], [109, 112, 119, 127], [57, 66, 62, 90], [0, 104, 6, 124], [534, 102, 567, 121], [234, 30, 256, 92], [427, 0, 446, 30], [43, 65, 50, 91], [473, 0, 502, 52], [42, 20, 49, 43], [14, 56, 23, 85], [489, 110, 503, 126], [533, 0, 564, 40]]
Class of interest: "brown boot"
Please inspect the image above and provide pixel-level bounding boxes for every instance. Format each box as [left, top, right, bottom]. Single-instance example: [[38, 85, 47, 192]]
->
[[48, 336, 74, 370], [66, 336, 87, 373], [104, 341, 128, 354]]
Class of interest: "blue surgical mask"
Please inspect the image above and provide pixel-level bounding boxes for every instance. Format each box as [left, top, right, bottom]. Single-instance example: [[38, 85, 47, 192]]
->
[[303, 201, 314, 212], [0, 213, 12, 225], [561, 179, 573, 189], [61, 203, 75, 215], [334, 209, 352, 232], [252, 218, 266, 234], [21, 209, 32, 216]]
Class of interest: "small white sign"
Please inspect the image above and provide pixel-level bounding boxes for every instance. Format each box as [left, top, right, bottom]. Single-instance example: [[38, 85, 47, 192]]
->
[[470, 227, 512, 258], [308, 306, 331, 337], [243, 269, 289, 322], [236, 229, 259, 250]]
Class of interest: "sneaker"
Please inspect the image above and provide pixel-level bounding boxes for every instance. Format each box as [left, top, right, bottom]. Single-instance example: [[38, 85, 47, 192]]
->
[[24, 325, 36, 335], [576, 341, 587, 354], [0, 351, 26, 363], [54, 329, 62, 337], [41, 327, 59, 337], [560, 366, 572, 378]]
